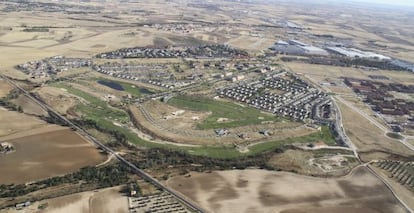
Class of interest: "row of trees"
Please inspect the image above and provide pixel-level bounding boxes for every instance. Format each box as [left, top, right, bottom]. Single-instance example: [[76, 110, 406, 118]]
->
[[0, 164, 131, 198], [0, 89, 23, 112]]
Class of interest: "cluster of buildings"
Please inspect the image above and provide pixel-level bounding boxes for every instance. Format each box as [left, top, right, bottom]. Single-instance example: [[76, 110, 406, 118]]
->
[[270, 39, 394, 60], [96, 45, 248, 59], [1, 1, 100, 13], [93, 62, 195, 90], [270, 39, 329, 56], [16, 56, 91, 78], [270, 39, 414, 72], [326, 47, 390, 60], [0, 142, 14, 154], [129, 193, 190, 213], [218, 73, 333, 121], [151, 23, 206, 34], [345, 78, 414, 132], [96, 47, 188, 59]]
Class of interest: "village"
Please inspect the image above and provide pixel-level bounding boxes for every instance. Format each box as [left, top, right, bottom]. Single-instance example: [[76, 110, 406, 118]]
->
[[218, 72, 333, 122], [345, 77, 414, 134]]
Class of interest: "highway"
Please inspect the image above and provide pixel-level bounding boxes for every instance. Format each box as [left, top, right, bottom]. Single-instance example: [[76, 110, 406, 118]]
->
[[1, 74, 207, 213]]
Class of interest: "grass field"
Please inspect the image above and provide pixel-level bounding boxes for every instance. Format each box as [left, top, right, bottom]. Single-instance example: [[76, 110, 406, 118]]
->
[[49, 84, 336, 159], [167, 96, 283, 129], [51, 83, 129, 124]]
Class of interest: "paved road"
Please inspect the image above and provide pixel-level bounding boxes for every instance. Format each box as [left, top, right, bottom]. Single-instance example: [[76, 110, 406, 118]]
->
[[1, 74, 206, 213], [335, 96, 414, 152], [302, 73, 413, 213]]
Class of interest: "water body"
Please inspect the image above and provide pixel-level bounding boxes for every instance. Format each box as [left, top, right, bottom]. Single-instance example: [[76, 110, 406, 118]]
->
[[139, 88, 155, 95], [97, 80, 124, 91]]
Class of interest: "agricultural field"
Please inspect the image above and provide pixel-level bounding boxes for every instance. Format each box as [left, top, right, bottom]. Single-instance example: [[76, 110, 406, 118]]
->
[[0, 108, 46, 137], [0, 128, 105, 184], [338, 102, 414, 161], [0, 78, 12, 98], [0, 186, 129, 213], [0, 0, 413, 211], [167, 167, 407, 213], [11, 95, 48, 116]]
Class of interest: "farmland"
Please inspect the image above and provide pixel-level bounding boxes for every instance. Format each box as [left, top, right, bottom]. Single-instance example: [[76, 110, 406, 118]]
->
[[167, 167, 407, 213], [0, 0, 413, 212], [0, 128, 105, 184], [0, 186, 128, 213]]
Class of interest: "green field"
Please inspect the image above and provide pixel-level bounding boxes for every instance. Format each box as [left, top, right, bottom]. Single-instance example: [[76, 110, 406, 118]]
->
[[51, 83, 129, 125], [48, 84, 337, 159], [167, 96, 284, 129]]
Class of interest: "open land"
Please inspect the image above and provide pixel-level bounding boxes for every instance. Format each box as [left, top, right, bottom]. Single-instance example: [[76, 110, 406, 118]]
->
[[0, 128, 105, 184], [0, 0, 413, 212], [0, 186, 128, 213], [167, 167, 406, 213], [0, 108, 46, 137]]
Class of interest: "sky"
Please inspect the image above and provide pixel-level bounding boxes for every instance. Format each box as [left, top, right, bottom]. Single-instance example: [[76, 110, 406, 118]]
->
[[349, 0, 414, 7]]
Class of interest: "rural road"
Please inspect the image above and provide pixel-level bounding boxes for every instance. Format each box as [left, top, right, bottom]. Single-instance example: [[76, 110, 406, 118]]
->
[[303, 74, 413, 213], [1, 74, 207, 213]]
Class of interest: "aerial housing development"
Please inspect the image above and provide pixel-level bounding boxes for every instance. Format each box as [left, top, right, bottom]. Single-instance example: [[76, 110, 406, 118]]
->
[[0, 0, 413, 213]]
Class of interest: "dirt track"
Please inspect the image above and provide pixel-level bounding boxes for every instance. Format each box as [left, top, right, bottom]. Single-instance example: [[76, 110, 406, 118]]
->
[[167, 167, 406, 213], [0, 128, 105, 184]]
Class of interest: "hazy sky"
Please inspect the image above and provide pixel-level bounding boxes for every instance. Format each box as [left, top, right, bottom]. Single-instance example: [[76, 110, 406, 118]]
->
[[350, 0, 414, 7]]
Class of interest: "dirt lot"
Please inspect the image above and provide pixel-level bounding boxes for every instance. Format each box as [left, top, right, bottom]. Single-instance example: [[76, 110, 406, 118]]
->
[[12, 95, 48, 116], [338, 102, 414, 161], [267, 149, 358, 177], [167, 167, 406, 213], [0, 108, 47, 137], [0, 128, 105, 184], [1, 186, 128, 213], [0, 78, 12, 98], [35, 86, 79, 116]]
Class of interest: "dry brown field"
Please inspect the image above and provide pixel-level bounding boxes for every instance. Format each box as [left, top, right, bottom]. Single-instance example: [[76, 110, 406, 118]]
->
[[35, 86, 79, 116], [370, 166, 414, 211], [285, 62, 414, 85], [167, 167, 406, 213], [0, 108, 47, 137], [0, 78, 12, 98], [338, 102, 414, 161], [0, 128, 105, 184], [0, 186, 128, 213], [11, 95, 48, 116], [267, 149, 358, 177]]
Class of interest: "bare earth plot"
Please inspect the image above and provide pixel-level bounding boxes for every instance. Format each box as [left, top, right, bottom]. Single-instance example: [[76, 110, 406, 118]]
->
[[338, 102, 414, 161], [0, 108, 46, 137], [167, 167, 406, 213], [1, 186, 128, 213], [12, 95, 48, 116], [0, 128, 105, 184], [0, 78, 12, 97]]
